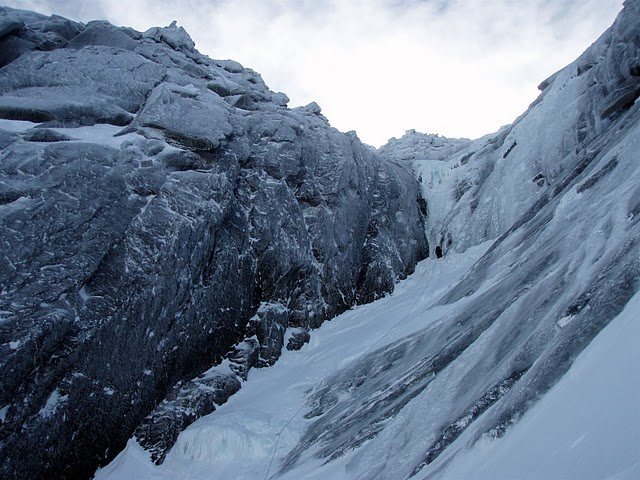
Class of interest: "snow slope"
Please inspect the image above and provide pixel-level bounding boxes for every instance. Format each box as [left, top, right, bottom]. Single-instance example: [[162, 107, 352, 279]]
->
[[99, 236, 640, 480], [436, 291, 640, 480], [97, 242, 493, 480]]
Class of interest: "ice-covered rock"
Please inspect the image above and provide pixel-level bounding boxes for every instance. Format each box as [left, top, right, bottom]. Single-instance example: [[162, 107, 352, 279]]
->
[[380, 129, 473, 163], [4, 1, 640, 479], [0, 45, 165, 124], [383, 0, 640, 259], [144, 21, 196, 52], [0, 7, 427, 480]]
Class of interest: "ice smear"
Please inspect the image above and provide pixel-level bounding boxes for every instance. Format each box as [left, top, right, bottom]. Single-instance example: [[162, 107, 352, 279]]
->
[[0, 119, 139, 147]]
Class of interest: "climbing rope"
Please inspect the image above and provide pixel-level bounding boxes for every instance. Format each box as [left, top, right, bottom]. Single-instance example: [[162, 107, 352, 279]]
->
[[263, 271, 430, 480]]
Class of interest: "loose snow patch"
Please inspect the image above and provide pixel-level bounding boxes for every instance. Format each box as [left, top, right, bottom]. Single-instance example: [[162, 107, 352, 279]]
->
[[50, 124, 138, 148], [38, 388, 68, 418]]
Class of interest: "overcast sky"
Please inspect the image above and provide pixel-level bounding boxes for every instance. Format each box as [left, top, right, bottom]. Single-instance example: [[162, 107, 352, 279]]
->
[[8, 0, 624, 146]]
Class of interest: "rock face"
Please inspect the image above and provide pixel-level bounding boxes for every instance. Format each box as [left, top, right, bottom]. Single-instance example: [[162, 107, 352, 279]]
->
[[0, 7, 427, 479]]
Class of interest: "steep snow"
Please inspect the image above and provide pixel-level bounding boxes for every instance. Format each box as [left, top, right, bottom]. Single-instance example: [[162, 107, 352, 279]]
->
[[435, 291, 640, 480], [96, 242, 493, 480]]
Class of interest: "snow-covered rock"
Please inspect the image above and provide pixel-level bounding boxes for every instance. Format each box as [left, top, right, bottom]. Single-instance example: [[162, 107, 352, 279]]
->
[[0, 7, 427, 479], [143, 20, 196, 52]]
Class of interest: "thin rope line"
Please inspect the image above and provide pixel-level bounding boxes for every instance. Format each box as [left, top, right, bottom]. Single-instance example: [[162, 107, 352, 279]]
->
[[263, 401, 306, 480], [263, 273, 429, 480]]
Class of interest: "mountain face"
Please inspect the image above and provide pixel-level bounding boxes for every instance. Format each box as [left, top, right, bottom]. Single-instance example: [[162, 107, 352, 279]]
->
[[1, 2, 639, 480], [310, 2, 640, 476], [0, 7, 429, 479], [101, 1, 639, 479]]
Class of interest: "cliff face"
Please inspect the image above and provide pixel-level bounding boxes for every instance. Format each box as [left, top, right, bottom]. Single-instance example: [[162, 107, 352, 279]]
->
[[0, 8, 427, 478], [3, 2, 640, 479], [96, 1, 640, 472]]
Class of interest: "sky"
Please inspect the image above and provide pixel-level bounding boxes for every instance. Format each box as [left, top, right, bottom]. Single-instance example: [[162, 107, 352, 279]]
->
[[7, 0, 624, 146]]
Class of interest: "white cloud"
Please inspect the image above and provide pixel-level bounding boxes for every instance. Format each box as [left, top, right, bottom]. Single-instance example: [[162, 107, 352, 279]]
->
[[5, 0, 624, 146]]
